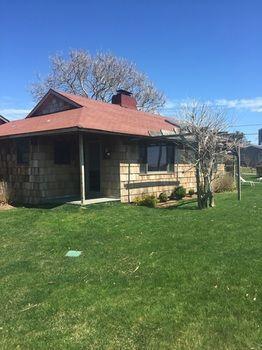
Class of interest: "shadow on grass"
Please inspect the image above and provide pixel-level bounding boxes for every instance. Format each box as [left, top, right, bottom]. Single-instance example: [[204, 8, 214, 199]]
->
[[164, 199, 199, 211], [13, 201, 122, 211], [13, 202, 67, 210], [13, 199, 199, 211], [84, 202, 122, 210]]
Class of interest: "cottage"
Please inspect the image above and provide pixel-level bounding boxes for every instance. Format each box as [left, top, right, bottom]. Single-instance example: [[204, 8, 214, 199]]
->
[[241, 144, 262, 176], [0, 89, 206, 205]]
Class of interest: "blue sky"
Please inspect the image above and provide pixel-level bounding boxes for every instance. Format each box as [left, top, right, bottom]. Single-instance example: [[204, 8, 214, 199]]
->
[[1, 0, 262, 142]]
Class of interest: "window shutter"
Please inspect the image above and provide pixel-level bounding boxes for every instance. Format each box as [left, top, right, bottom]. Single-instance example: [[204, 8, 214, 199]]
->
[[139, 144, 147, 174], [167, 144, 175, 173]]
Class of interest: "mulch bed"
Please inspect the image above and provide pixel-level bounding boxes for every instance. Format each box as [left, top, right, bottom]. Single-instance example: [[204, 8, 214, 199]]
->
[[156, 195, 196, 208]]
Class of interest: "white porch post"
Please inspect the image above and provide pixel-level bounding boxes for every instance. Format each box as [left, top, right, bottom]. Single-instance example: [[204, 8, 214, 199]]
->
[[79, 133, 86, 204]]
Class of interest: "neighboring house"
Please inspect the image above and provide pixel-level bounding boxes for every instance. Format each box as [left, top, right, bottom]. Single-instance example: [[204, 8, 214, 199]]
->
[[0, 89, 215, 204], [257, 166, 262, 177], [0, 116, 9, 201], [0, 115, 9, 125], [241, 145, 262, 176], [259, 128, 262, 145]]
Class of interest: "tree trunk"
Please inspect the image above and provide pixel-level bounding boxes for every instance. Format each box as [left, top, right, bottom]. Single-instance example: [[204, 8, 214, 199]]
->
[[195, 151, 216, 210], [208, 180, 215, 207], [196, 163, 203, 209], [202, 176, 209, 209], [199, 176, 215, 209], [209, 191, 215, 207]]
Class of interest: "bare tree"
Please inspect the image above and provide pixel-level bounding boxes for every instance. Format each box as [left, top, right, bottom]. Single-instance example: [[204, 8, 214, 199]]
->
[[177, 102, 241, 209], [30, 50, 165, 113]]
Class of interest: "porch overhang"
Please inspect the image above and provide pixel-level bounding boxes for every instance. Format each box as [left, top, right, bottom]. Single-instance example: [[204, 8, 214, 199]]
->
[[0, 126, 163, 141]]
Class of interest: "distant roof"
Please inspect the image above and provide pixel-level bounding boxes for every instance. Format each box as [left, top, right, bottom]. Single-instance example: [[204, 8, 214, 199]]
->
[[0, 89, 179, 139], [0, 115, 9, 123], [243, 144, 262, 150]]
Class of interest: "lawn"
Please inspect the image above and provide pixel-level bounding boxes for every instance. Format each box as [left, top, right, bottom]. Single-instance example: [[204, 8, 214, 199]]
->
[[0, 187, 261, 349]]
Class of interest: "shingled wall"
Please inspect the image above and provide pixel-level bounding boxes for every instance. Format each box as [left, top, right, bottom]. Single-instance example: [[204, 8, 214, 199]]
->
[[0, 134, 122, 204], [0, 135, 80, 204], [118, 143, 200, 203], [0, 135, 225, 204]]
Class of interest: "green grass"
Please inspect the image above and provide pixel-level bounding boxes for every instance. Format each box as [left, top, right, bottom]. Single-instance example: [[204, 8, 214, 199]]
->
[[0, 188, 261, 349], [243, 174, 260, 182]]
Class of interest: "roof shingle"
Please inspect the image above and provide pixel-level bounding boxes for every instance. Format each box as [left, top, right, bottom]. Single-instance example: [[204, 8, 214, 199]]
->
[[0, 90, 178, 138]]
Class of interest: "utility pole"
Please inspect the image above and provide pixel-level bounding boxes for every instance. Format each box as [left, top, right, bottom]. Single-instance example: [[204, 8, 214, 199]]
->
[[237, 145, 241, 201]]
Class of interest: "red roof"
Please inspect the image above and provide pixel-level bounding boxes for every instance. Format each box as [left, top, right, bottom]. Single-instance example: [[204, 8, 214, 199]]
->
[[0, 90, 178, 139]]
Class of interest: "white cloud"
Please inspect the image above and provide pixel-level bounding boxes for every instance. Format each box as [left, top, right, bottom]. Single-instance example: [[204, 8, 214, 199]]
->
[[163, 97, 262, 114], [214, 97, 262, 112], [0, 108, 30, 120], [164, 100, 178, 109]]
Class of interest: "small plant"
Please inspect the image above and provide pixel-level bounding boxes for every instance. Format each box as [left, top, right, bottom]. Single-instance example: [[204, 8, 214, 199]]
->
[[159, 192, 168, 203], [142, 195, 158, 208], [188, 189, 195, 197], [133, 194, 157, 208], [133, 196, 142, 205], [171, 186, 186, 200]]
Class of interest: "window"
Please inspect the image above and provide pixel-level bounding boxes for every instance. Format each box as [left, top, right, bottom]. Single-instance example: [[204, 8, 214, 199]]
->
[[17, 139, 30, 165], [139, 144, 147, 173], [147, 145, 167, 171], [139, 144, 175, 173], [167, 144, 175, 172], [54, 141, 71, 164]]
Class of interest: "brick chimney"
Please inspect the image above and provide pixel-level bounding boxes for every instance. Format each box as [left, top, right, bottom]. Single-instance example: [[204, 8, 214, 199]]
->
[[112, 89, 137, 110]]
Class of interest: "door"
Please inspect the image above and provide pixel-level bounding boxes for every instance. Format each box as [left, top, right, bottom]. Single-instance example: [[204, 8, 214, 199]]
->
[[86, 143, 101, 194]]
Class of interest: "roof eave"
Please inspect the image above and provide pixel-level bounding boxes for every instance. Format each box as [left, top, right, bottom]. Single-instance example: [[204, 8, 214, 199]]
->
[[0, 127, 80, 139], [0, 126, 167, 140]]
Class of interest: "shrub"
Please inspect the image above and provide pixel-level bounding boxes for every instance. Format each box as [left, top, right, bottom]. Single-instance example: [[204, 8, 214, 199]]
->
[[213, 173, 236, 193], [170, 187, 176, 200], [175, 186, 187, 199], [188, 189, 195, 197], [133, 194, 157, 208], [142, 195, 158, 208], [159, 192, 168, 202], [170, 186, 186, 200], [133, 196, 141, 205]]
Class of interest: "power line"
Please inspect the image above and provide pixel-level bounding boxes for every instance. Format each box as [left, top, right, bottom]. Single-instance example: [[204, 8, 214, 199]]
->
[[229, 124, 262, 127]]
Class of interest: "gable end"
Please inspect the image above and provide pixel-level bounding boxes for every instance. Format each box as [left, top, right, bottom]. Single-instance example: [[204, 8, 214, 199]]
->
[[0, 115, 9, 124], [26, 89, 82, 118]]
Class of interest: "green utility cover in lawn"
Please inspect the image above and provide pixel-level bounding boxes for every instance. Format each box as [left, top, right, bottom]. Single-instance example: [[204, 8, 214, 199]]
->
[[65, 250, 82, 257]]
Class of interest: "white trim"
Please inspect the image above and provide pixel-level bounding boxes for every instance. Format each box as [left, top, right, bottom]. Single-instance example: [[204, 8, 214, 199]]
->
[[79, 133, 86, 205]]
